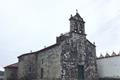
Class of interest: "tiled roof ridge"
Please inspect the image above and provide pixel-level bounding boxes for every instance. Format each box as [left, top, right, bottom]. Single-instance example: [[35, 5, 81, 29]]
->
[[4, 63, 18, 68]]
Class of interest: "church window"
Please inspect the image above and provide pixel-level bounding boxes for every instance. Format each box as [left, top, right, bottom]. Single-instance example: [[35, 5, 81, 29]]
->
[[41, 59, 44, 64], [29, 65, 32, 72], [41, 68, 44, 79]]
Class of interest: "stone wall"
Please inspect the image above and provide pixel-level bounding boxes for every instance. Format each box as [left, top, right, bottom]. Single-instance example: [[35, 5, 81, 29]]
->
[[37, 44, 61, 80], [4, 68, 17, 80], [85, 40, 98, 80], [0, 71, 4, 80], [18, 53, 37, 80], [60, 32, 85, 80], [18, 44, 62, 80], [60, 32, 98, 80]]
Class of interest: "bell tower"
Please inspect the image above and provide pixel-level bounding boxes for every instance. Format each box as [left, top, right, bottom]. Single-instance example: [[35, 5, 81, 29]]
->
[[69, 10, 85, 35], [60, 10, 98, 80]]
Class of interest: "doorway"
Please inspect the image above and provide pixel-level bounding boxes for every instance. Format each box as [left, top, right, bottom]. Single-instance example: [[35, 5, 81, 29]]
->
[[78, 65, 84, 80]]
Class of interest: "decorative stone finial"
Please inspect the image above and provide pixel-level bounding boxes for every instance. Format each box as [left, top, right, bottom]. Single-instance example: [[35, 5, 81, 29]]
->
[[111, 51, 116, 56], [100, 54, 104, 58], [76, 9, 78, 13], [105, 53, 110, 57]]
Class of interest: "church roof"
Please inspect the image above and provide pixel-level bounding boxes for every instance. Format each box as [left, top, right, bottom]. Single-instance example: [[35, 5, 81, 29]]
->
[[74, 13, 83, 21], [18, 43, 59, 58], [4, 63, 18, 68]]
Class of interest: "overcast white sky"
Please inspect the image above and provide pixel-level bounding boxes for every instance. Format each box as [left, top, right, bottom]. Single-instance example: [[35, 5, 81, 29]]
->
[[0, 0, 120, 71]]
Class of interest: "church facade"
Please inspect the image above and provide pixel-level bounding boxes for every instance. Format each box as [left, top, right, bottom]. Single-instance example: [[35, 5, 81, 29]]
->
[[4, 12, 98, 80]]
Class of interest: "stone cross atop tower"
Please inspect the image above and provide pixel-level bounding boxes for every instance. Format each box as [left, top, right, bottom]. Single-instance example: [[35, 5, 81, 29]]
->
[[69, 11, 85, 34]]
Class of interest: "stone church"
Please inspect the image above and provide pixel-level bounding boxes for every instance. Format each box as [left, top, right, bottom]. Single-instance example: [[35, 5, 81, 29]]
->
[[4, 11, 99, 80]]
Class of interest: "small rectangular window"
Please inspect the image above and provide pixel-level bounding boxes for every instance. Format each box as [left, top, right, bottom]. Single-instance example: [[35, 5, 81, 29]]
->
[[29, 65, 32, 72], [42, 59, 44, 64], [41, 68, 44, 79]]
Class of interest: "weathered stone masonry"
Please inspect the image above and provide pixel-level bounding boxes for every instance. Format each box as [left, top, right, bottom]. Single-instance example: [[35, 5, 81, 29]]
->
[[18, 53, 37, 80], [4, 12, 98, 80], [4, 63, 18, 80], [60, 12, 98, 80]]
